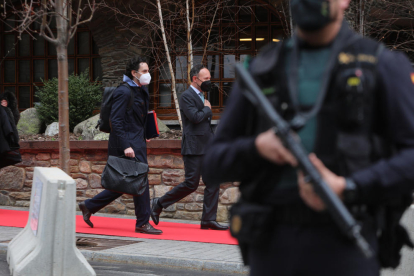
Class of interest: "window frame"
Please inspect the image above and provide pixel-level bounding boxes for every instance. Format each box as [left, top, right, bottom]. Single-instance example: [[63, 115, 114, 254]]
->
[[0, 14, 102, 110], [152, 0, 287, 119]]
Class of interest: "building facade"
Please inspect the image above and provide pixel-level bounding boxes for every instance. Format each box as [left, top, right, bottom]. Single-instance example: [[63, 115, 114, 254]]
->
[[1, 0, 413, 120], [0, 0, 289, 121]]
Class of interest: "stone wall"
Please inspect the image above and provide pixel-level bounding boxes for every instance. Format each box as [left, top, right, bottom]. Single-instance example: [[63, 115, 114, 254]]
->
[[0, 141, 239, 222]]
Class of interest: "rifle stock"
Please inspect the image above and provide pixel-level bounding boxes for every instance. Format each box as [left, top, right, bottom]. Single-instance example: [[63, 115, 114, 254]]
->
[[235, 63, 373, 258]]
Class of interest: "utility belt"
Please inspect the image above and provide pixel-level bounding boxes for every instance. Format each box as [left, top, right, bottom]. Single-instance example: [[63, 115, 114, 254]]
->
[[231, 200, 334, 228], [230, 199, 375, 265], [230, 200, 375, 265], [273, 203, 333, 225], [229, 200, 337, 252], [230, 199, 413, 268]]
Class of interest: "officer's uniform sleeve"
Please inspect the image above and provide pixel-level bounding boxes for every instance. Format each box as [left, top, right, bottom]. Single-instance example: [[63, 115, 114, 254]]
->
[[202, 81, 269, 186], [110, 87, 131, 151], [351, 50, 414, 202]]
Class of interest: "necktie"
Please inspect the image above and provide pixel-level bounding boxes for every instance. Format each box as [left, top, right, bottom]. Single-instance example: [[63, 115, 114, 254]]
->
[[198, 92, 205, 103]]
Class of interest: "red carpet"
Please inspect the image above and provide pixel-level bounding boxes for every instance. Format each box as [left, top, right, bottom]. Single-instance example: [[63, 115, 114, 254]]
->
[[0, 209, 237, 245]]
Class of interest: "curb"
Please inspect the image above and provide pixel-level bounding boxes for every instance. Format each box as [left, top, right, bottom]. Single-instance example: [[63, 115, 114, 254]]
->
[[0, 243, 248, 274]]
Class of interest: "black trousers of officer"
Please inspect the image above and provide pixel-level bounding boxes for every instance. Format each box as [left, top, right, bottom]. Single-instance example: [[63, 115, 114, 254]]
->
[[84, 181, 150, 227], [248, 223, 380, 276], [158, 154, 219, 221]]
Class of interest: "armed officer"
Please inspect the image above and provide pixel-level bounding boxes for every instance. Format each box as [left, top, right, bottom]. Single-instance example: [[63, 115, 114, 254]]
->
[[202, 0, 414, 275]]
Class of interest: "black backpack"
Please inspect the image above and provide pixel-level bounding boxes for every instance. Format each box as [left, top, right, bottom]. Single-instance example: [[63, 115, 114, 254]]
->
[[96, 82, 134, 133]]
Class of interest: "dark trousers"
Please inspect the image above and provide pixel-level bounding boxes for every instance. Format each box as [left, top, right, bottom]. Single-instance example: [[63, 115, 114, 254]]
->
[[159, 154, 219, 221], [84, 181, 150, 227], [248, 223, 380, 276]]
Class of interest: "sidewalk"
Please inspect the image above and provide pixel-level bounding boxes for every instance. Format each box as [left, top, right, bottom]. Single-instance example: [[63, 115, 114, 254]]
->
[[0, 206, 248, 275], [3, 206, 412, 275]]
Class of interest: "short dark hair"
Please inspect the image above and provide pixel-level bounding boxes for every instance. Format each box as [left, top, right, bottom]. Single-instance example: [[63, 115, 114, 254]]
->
[[125, 56, 148, 79], [190, 64, 207, 82]]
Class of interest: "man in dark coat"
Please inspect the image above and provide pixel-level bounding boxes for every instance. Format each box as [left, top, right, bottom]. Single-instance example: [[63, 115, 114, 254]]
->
[[78, 56, 162, 235], [150, 65, 228, 230], [0, 91, 21, 169], [1, 91, 20, 125]]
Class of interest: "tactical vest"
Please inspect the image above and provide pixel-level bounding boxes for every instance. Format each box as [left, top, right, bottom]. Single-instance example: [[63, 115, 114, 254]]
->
[[247, 36, 386, 181]]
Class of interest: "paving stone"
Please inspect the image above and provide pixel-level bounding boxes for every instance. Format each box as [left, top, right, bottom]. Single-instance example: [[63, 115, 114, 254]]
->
[[36, 153, 51, 161], [88, 174, 102, 188], [149, 168, 163, 174], [79, 161, 92, 173], [184, 203, 203, 211], [0, 167, 25, 190], [148, 174, 161, 185], [8, 192, 31, 200], [220, 187, 240, 204], [76, 179, 88, 190], [162, 169, 185, 186], [91, 165, 105, 174]]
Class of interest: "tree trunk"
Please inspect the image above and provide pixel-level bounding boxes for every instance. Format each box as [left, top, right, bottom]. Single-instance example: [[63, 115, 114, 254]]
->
[[55, 0, 70, 173], [289, 0, 294, 36], [202, 4, 219, 62], [157, 0, 183, 129], [359, 0, 365, 36], [186, 0, 193, 85]]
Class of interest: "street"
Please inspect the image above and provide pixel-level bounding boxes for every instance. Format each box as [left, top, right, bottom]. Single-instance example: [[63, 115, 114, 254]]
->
[[0, 253, 241, 276]]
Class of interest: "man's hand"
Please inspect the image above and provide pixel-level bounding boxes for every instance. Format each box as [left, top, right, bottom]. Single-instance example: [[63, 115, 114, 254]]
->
[[298, 153, 346, 211], [124, 147, 135, 158], [1, 100, 7, 107], [255, 129, 297, 166], [146, 139, 151, 143], [204, 99, 212, 109]]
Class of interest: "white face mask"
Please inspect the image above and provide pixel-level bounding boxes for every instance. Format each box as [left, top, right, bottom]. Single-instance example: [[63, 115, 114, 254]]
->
[[136, 73, 151, 85]]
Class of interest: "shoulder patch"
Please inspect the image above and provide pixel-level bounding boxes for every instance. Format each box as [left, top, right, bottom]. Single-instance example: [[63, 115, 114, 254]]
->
[[338, 52, 377, 65], [411, 73, 414, 84], [262, 87, 275, 95]]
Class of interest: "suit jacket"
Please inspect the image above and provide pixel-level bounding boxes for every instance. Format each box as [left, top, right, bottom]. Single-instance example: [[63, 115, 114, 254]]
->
[[180, 87, 213, 155], [108, 84, 149, 163]]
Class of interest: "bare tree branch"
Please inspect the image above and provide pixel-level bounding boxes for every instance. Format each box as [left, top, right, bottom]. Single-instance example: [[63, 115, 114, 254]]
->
[[186, 0, 193, 84], [1, 0, 97, 173], [345, 0, 414, 60], [202, 2, 219, 62], [157, 0, 183, 129]]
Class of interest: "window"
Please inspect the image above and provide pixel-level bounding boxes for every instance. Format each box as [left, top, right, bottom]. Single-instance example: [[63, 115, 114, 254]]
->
[[153, 0, 287, 119], [0, 16, 102, 110]]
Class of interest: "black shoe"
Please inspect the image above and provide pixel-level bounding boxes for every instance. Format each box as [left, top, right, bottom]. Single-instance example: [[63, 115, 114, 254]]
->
[[200, 221, 229, 230], [150, 198, 162, 225], [135, 223, 163, 235], [78, 201, 93, 228]]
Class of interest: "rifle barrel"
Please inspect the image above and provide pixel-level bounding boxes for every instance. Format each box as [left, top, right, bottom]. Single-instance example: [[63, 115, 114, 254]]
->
[[235, 63, 373, 258]]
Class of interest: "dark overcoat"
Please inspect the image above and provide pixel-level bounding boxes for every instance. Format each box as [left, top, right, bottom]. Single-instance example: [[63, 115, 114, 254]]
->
[[0, 91, 20, 125], [0, 91, 20, 169], [108, 84, 149, 163]]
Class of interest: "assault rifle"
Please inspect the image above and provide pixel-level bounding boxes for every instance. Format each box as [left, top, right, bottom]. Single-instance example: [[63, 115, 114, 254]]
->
[[234, 63, 373, 259]]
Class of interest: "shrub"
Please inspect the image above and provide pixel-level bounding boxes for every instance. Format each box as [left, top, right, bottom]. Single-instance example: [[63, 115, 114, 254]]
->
[[35, 69, 102, 131]]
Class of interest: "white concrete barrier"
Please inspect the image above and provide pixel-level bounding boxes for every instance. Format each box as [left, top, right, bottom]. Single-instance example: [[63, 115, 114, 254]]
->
[[7, 167, 95, 276]]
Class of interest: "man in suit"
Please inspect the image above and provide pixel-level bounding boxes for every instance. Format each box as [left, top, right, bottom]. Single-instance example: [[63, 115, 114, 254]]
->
[[150, 65, 228, 230], [78, 56, 162, 235]]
